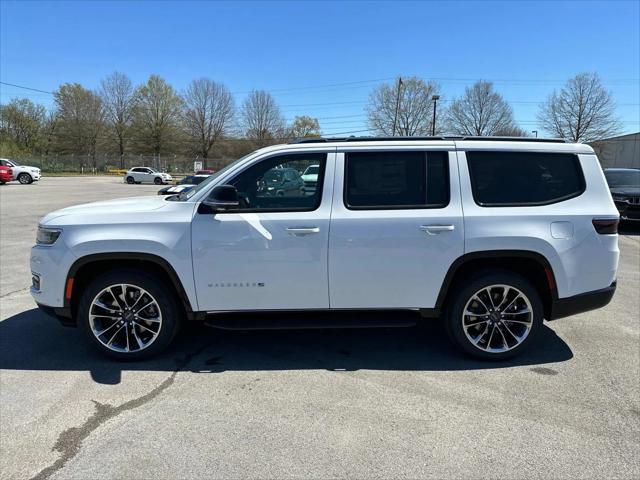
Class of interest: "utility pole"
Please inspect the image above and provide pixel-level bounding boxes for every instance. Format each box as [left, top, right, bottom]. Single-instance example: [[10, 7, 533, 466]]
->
[[431, 95, 440, 136], [392, 77, 403, 136], [532, 130, 538, 138]]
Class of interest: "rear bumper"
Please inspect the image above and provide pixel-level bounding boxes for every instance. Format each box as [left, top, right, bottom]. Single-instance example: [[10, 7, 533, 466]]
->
[[548, 281, 616, 320]]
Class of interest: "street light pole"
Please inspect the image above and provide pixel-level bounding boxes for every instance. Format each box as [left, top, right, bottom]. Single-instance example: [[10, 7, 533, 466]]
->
[[532, 130, 538, 138], [431, 95, 440, 136]]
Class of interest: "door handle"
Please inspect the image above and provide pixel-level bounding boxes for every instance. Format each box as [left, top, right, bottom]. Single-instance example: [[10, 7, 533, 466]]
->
[[420, 224, 455, 235], [286, 227, 320, 236]]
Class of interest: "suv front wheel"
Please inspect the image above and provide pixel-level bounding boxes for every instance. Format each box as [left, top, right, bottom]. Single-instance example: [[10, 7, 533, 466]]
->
[[446, 271, 543, 360], [78, 269, 181, 360]]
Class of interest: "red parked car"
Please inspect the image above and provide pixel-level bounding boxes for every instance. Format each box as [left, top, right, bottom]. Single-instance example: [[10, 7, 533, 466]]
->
[[0, 165, 12, 184]]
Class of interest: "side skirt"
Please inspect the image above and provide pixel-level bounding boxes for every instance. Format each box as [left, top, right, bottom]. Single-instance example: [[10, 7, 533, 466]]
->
[[203, 309, 424, 330]]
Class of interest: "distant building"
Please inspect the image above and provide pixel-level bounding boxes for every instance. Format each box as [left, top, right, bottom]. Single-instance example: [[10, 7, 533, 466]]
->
[[589, 132, 640, 169]]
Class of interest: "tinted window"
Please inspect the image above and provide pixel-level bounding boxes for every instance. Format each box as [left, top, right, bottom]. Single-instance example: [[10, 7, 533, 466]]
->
[[467, 151, 585, 206], [345, 151, 449, 209], [227, 153, 326, 211], [605, 170, 640, 188]]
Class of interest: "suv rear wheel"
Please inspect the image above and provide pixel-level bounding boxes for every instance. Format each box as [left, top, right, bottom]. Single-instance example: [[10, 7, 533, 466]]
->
[[446, 271, 543, 360], [126, 176, 135, 184], [78, 269, 181, 360]]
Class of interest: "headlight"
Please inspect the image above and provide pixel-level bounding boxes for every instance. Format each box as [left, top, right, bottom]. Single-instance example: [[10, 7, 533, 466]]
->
[[36, 226, 62, 245]]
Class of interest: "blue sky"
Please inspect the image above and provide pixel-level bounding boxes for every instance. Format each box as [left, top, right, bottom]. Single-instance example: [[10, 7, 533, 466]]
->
[[1, 0, 639, 136]]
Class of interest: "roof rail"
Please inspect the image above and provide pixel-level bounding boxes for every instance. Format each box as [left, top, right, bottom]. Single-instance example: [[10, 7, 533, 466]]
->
[[288, 136, 567, 144]]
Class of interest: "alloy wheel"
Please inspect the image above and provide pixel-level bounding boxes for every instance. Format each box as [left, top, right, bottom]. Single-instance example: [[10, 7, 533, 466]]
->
[[88, 283, 163, 353], [461, 284, 534, 353]]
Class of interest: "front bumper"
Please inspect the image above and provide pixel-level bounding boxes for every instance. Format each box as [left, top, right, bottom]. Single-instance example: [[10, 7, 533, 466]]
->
[[548, 281, 616, 320]]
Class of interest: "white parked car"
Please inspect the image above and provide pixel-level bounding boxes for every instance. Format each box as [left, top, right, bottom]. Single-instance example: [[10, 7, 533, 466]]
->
[[0, 158, 41, 184], [301, 164, 320, 195], [124, 167, 172, 185], [31, 137, 619, 360]]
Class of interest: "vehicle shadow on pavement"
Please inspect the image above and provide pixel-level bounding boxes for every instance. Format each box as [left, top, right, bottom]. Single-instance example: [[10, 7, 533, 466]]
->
[[0, 308, 573, 385], [619, 223, 640, 236]]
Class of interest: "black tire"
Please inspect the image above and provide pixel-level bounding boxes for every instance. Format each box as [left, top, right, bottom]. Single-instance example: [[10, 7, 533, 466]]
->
[[445, 270, 543, 360], [154, 177, 163, 185], [77, 269, 182, 360], [18, 173, 33, 184], [126, 176, 135, 184]]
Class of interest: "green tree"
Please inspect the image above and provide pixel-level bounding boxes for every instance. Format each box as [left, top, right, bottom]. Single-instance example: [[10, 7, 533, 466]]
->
[[53, 83, 105, 166], [289, 115, 321, 138], [131, 75, 184, 157], [0, 98, 47, 155]]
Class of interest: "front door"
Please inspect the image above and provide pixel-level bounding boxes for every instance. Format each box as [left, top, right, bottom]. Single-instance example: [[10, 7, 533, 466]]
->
[[328, 147, 464, 309], [192, 151, 335, 311]]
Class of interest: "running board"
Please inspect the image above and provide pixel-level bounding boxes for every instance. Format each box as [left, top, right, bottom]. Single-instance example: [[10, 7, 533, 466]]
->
[[203, 309, 420, 330]]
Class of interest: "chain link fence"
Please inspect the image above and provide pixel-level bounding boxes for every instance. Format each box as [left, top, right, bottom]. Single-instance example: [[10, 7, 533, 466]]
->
[[16, 154, 236, 175]]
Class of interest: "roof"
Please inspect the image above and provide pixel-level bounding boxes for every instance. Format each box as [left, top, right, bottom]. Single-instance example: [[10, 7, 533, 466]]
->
[[251, 135, 594, 155]]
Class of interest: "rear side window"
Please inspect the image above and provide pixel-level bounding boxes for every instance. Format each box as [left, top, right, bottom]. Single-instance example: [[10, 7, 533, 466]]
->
[[466, 151, 585, 206], [344, 151, 449, 209]]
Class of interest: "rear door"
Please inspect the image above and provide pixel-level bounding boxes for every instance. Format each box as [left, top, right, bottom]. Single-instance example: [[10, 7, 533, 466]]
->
[[328, 145, 464, 309]]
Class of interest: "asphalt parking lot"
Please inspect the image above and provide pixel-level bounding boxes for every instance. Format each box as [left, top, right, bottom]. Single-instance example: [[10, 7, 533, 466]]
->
[[1, 176, 639, 480]]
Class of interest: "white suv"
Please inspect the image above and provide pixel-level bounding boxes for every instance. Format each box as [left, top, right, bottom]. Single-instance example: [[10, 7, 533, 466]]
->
[[0, 158, 42, 184], [124, 167, 172, 185], [31, 137, 619, 360]]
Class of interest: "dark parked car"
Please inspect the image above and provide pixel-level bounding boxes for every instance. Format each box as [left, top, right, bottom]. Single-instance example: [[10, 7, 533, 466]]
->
[[157, 174, 210, 195], [604, 168, 640, 222], [257, 167, 303, 196]]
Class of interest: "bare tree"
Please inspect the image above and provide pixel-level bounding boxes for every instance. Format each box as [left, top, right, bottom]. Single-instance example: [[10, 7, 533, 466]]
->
[[289, 115, 321, 139], [445, 81, 517, 136], [366, 77, 440, 136], [131, 75, 184, 158], [537, 72, 621, 142], [493, 125, 530, 137], [53, 83, 105, 166], [100, 72, 134, 168], [241, 90, 286, 144], [183, 78, 234, 160]]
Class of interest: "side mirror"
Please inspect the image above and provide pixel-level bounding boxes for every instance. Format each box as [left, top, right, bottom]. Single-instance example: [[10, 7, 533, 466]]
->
[[199, 185, 240, 213]]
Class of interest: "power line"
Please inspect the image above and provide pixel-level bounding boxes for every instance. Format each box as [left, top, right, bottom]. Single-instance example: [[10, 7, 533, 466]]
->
[[0, 82, 54, 94]]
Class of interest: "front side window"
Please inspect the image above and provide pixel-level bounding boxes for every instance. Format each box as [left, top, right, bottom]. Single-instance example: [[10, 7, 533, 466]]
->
[[344, 151, 449, 209], [226, 153, 327, 211], [467, 151, 585, 206]]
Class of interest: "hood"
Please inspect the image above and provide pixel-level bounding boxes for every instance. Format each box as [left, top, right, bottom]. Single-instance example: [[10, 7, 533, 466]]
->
[[610, 187, 640, 196], [41, 195, 169, 225], [159, 184, 194, 194]]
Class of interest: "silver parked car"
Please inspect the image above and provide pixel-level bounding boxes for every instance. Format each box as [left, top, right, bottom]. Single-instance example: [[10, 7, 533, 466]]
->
[[124, 167, 173, 185]]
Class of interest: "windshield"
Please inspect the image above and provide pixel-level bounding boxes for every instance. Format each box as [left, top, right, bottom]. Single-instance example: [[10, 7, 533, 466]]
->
[[605, 170, 640, 188], [181, 153, 255, 201]]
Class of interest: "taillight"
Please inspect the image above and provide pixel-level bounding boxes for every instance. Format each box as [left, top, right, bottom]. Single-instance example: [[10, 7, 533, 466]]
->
[[592, 218, 619, 234]]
